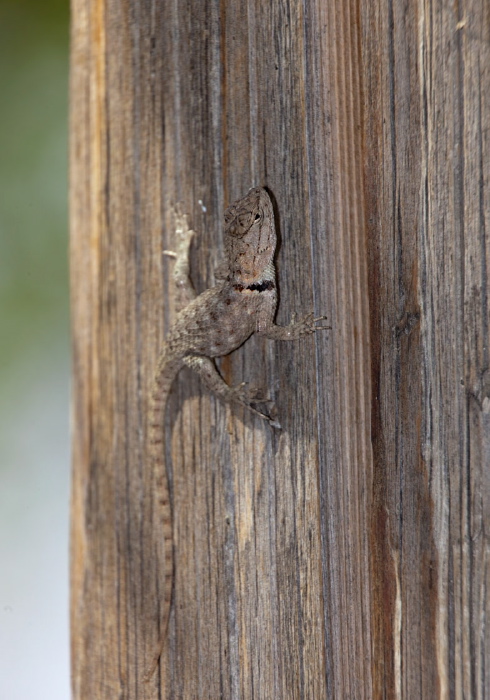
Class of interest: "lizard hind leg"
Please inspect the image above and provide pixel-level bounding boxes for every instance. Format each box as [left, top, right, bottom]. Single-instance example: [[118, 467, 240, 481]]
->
[[183, 354, 280, 428]]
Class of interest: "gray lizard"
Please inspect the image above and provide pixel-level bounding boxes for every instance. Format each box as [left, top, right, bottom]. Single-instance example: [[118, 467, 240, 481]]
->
[[145, 186, 329, 680]]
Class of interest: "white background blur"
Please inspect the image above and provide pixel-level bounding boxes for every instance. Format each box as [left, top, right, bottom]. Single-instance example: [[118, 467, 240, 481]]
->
[[0, 1, 70, 697]]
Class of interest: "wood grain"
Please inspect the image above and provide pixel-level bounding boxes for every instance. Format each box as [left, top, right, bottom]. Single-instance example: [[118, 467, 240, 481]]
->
[[362, 1, 490, 697], [70, 0, 489, 697]]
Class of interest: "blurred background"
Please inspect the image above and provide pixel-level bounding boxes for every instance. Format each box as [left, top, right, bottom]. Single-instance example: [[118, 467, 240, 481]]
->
[[0, 1, 70, 697]]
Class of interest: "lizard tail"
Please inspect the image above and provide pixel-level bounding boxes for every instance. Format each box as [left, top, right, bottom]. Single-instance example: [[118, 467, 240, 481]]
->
[[144, 352, 182, 683]]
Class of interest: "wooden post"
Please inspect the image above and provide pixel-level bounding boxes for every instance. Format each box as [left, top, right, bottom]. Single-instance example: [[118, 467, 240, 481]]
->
[[70, 0, 489, 697]]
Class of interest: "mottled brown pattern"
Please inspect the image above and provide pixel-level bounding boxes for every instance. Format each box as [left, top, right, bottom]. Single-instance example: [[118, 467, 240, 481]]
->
[[146, 187, 328, 678]]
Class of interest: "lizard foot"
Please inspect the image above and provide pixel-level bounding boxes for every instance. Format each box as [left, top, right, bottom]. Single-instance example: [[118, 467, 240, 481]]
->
[[230, 382, 281, 429], [163, 203, 196, 259], [287, 312, 331, 337]]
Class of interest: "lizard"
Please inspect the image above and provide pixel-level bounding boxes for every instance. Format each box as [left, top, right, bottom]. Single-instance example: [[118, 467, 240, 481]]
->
[[144, 186, 329, 680]]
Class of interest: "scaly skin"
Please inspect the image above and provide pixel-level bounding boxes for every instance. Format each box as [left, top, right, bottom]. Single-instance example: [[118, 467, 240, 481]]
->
[[145, 187, 329, 680]]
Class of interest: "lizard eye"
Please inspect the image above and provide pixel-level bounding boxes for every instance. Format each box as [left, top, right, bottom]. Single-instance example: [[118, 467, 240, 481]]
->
[[254, 212, 261, 222]]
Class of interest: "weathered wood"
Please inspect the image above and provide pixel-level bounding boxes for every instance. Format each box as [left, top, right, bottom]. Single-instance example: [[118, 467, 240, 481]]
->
[[362, 1, 490, 697], [70, 0, 489, 697]]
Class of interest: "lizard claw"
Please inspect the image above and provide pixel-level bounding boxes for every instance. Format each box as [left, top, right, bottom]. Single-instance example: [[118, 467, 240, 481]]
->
[[287, 312, 331, 336], [172, 203, 196, 248], [163, 204, 196, 267], [231, 382, 281, 429], [313, 315, 332, 330]]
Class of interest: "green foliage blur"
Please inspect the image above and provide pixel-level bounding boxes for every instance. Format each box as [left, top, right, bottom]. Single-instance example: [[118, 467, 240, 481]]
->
[[0, 3, 70, 694], [0, 0, 69, 380]]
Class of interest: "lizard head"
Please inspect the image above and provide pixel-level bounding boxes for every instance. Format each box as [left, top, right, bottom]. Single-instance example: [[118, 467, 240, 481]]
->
[[224, 187, 277, 285]]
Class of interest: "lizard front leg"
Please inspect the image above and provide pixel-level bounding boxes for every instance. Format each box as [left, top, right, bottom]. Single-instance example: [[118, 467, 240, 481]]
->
[[164, 206, 196, 311], [259, 312, 331, 340]]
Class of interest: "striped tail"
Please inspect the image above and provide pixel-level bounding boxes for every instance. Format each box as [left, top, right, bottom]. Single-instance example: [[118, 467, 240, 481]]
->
[[144, 351, 182, 682]]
